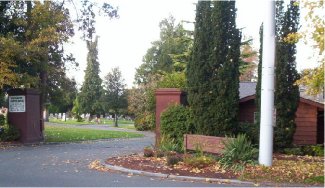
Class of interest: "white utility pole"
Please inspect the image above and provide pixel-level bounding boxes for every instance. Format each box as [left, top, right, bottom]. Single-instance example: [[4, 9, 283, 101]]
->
[[259, 0, 276, 167]]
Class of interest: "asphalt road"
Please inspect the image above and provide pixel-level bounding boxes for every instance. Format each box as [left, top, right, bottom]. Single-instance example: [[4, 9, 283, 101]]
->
[[0, 125, 242, 187]]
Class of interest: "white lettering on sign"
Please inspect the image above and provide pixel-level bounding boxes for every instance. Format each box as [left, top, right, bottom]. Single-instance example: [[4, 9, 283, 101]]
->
[[9, 96, 26, 112]]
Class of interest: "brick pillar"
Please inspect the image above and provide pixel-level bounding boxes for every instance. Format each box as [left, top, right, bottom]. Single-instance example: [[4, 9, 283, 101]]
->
[[155, 88, 186, 146], [7, 88, 44, 143]]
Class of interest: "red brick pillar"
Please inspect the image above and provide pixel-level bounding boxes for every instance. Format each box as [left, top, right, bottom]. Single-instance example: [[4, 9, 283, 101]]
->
[[155, 88, 186, 146], [7, 89, 44, 143]]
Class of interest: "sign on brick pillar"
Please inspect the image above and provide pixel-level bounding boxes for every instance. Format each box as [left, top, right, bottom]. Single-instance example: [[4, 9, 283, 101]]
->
[[155, 88, 186, 147], [7, 88, 44, 143]]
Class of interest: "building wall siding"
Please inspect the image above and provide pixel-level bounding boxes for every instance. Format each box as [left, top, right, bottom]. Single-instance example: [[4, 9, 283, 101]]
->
[[293, 101, 318, 145], [239, 99, 320, 145]]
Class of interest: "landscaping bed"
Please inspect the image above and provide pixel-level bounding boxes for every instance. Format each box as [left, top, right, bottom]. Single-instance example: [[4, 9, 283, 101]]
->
[[105, 153, 324, 186]]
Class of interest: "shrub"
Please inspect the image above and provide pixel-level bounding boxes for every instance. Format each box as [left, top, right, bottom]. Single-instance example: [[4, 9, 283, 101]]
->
[[184, 155, 216, 169], [143, 146, 154, 157], [304, 145, 324, 157], [237, 122, 259, 145], [0, 124, 20, 141], [134, 112, 155, 131], [157, 72, 187, 89], [283, 145, 324, 157], [160, 104, 194, 152], [219, 134, 258, 171], [159, 135, 182, 152], [283, 147, 304, 156], [0, 114, 5, 126], [154, 149, 165, 158], [166, 151, 182, 166]]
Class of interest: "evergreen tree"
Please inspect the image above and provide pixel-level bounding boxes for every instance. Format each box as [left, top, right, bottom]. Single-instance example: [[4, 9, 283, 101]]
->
[[78, 37, 104, 119], [186, 0, 212, 134], [207, 1, 241, 136], [274, 1, 300, 149], [188, 0, 241, 136], [255, 24, 263, 120]]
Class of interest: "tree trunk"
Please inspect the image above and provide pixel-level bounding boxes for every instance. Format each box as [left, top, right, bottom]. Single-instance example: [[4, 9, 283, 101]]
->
[[114, 113, 118, 127]]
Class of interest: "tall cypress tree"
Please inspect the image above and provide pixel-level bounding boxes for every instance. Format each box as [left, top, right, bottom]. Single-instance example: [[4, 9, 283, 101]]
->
[[274, 1, 300, 149], [255, 24, 263, 121], [78, 37, 104, 119], [207, 1, 241, 136], [187, 0, 212, 134]]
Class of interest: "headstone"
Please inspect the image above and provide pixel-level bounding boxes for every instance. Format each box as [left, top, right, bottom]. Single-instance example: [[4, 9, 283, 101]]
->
[[62, 113, 66, 121]]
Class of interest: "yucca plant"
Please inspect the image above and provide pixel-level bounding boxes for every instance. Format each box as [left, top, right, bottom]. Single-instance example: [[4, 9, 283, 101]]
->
[[219, 134, 258, 171]]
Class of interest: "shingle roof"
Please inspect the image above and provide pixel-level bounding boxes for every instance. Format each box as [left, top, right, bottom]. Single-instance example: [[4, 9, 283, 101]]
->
[[239, 82, 257, 99], [239, 82, 324, 104]]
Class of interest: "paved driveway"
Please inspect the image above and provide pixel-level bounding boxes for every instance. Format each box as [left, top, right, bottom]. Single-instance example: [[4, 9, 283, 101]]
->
[[0, 125, 239, 187]]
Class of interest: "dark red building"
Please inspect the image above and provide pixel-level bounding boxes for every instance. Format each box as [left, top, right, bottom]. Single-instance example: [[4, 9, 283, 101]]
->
[[239, 82, 324, 145]]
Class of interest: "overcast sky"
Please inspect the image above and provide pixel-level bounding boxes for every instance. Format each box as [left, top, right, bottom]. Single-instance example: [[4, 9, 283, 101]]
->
[[65, 0, 318, 88]]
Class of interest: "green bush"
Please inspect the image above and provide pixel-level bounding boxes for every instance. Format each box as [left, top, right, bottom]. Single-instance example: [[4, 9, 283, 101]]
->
[[0, 114, 5, 126], [283, 147, 304, 156], [159, 136, 182, 152], [134, 112, 155, 131], [283, 145, 324, 157], [219, 134, 258, 171], [160, 104, 194, 152], [0, 124, 20, 141], [157, 72, 187, 89], [310, 145, 324, 156], [237, 122, 259, 145]]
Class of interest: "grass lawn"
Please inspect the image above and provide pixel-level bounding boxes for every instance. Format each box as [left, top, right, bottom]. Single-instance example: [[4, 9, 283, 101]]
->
[[44, 125, 143, 142], [49, 118, 134, 126]]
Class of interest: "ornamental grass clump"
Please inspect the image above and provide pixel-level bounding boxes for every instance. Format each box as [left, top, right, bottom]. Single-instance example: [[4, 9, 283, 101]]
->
[[219, 134, 258, 171]]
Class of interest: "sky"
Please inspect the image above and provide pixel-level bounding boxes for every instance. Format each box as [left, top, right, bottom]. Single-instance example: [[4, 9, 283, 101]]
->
[[65, 0, 319, 89]]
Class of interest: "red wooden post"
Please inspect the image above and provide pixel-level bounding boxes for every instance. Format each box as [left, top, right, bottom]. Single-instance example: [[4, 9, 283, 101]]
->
[[155, 88, 186, 147]]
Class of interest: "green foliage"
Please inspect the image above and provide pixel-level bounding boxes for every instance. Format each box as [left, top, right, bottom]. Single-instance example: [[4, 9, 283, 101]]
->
[[305, 176, 324, 184], [78, 37, 104, 117], [134, 112, 155, 131], [284, 145, 324, 156], [103, 67, 127, 127], [0, 114, 5, 126], [159, 136, 181, 153], [310, 145, 324, 156], [184, 155, 216, 169], [158, 72, 186, 89], [219, 134, 258, 171], [160, 104, 194, 152], [274, 1, 300, 150], [187, 0, 241, 136], [0, 124, 20, 141], [255, 24, 263, 129], [237, 122, 259, 145], [134, 16, 192, 85], [0, 1, 76, 112], [283, 147, 304, 156]]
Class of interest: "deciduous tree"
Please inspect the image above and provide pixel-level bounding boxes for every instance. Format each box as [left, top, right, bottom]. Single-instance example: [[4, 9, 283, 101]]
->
[[103, 67, 127, 127]]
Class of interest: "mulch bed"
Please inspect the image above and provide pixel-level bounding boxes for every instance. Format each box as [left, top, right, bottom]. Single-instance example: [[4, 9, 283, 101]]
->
[[105, 152, 324, 181], [106, 153, 239, 180]]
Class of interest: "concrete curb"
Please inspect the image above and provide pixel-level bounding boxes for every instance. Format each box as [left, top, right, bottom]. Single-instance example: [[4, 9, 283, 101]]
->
[[102, 162, 255, 186]]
